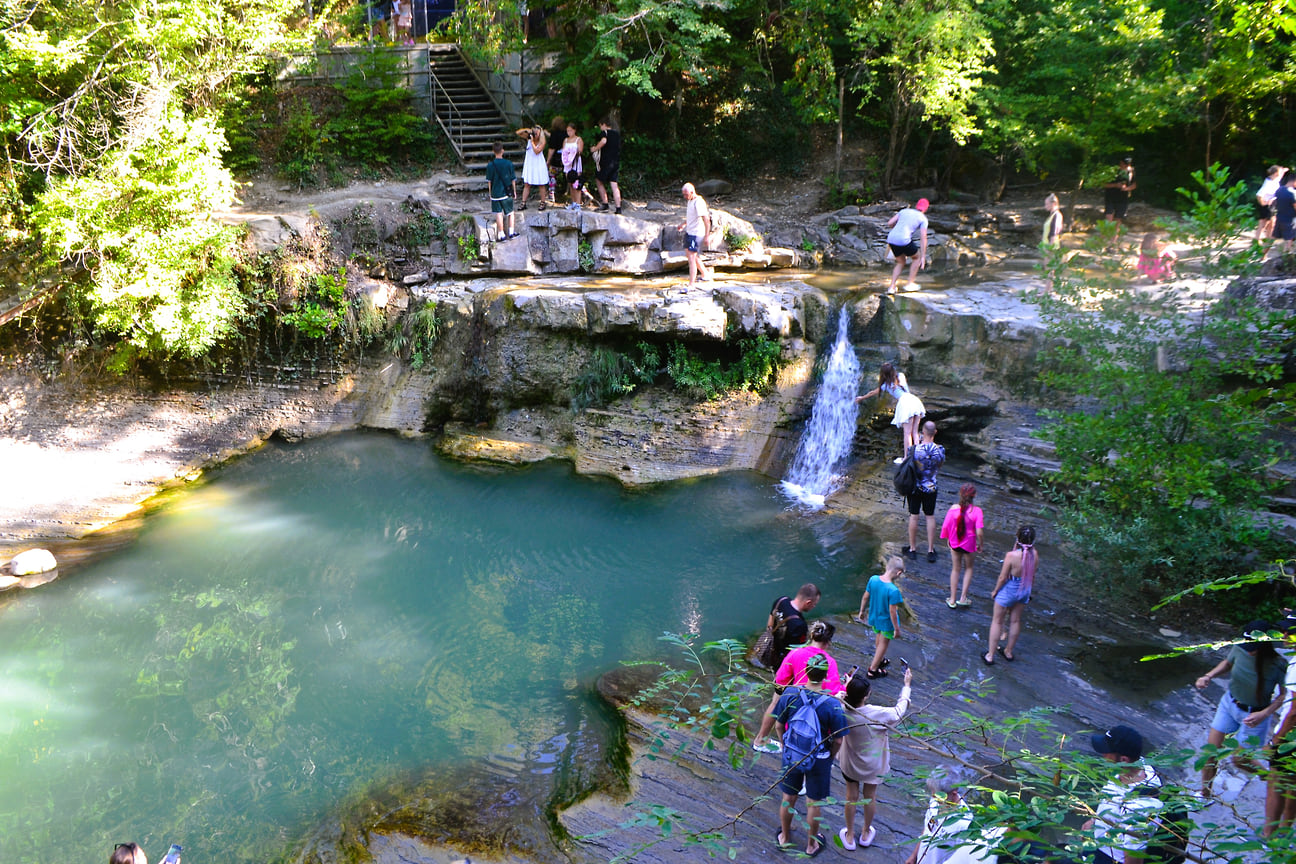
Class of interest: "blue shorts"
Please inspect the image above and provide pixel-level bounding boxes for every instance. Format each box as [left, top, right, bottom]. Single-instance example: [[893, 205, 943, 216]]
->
[[889, 241, 919, 258], [1277, 219, 1296, 241], [779, 753, 833, 800], [994, 577, 1030, 607], [491, 197, 514, 215], [686, 233, 704, 253], [1210, 692, 1274, 747]]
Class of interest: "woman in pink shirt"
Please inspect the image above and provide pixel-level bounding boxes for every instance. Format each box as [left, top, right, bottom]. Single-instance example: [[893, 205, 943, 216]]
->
[[775, 620, 845, 693], [939, 483, 983, 608], [751, 620, 844, 752]]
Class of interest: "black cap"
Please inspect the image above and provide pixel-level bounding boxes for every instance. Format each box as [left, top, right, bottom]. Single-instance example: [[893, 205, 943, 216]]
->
[[1091, 725, 1143, 760]]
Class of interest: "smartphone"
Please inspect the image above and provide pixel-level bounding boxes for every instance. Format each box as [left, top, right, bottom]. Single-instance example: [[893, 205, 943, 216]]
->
[[162, 845, 182, 864], [844, 664, 859, 683], [899, 657, 910, 668]]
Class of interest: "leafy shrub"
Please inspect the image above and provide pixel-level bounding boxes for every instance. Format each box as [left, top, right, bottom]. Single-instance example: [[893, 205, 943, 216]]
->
[[799, 238, 816, 252], [572, 347, 644, 412], [457, 234, 480, 261], [31, 109, 246, 361], [385, 300, 441, 369], [276, 98, 327, 187], [325, 52, 435, 167], [282, 267, 348, 338], [396, 208, 447, 250], [578, 237, 595, 272], [571, 336, 782, 409], [723, 228, 755, 252]]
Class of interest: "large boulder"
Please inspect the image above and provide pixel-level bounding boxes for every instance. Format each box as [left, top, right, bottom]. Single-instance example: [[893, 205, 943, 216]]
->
[[2, 548, 57, 576]]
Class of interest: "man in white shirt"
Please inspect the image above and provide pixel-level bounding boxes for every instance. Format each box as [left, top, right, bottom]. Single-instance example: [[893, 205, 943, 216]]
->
[[1087, 725, 1164, 864], [886, 198, 929, 292], [679, 182, 712, 285]]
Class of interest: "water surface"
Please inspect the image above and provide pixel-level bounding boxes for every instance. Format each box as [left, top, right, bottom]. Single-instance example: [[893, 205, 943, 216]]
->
[[0, 433, 873, 863]]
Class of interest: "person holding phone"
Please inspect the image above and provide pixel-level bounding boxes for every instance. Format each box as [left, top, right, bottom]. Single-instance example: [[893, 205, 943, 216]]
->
[[836, 663, 913, 849]]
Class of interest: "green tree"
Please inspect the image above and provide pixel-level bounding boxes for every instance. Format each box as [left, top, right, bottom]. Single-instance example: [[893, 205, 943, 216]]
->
[[1176, 0, 1296, 168], [2, 0, 313, 360], [1031, 166, 1292, 601], [850, 0, 995, 193], [974, 0, 1179, 191]]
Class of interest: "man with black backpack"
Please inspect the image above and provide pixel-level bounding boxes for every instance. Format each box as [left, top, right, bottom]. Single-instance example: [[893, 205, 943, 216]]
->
[[769, 654, 847, 857], [1086, 725, 1189, 864], [904, 421, 945, 564]]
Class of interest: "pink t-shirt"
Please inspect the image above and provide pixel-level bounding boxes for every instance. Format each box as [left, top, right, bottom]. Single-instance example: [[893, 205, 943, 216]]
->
[[774, 645, 845, 695], [940, 504, 983, 553]]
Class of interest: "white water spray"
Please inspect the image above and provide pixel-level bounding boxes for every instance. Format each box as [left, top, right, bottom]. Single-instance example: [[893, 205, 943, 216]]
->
[[780, 308, 862, 508]]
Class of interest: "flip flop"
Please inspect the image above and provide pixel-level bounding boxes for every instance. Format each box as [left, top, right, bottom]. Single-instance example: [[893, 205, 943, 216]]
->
[[982, 653, 995, 666], [946, 599, 958, 609], [807, 833, 827, 858], [997, 646, 1015, 662], [956, 599, 972, 607], [838, 826, 856, 851], [860, 825, 877, 847], [776, 830, 793, 850], [866, 667, 888, 679], [879, 658, 891, 669]]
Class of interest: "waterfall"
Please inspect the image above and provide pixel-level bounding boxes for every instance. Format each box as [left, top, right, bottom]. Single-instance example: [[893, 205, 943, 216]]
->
[[780, 308, 862, 509]]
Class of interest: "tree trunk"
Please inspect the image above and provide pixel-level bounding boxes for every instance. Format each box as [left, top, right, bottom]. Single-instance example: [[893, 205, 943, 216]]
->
[[835, 76, 844, 180]]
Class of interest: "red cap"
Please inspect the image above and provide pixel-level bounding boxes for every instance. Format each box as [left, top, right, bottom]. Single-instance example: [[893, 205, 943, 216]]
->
[[915, 199, 930, 212]]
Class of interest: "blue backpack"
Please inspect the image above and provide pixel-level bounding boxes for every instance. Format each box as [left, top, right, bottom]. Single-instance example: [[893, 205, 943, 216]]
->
[[783, 690, 826, 763]]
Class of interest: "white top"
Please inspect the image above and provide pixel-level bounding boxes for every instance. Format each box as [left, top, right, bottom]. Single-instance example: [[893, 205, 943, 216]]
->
[[1276, 648, 1296, 731], [1258, 175, 1283, 202], [1093, 764, 1162, 860], [888, 208, 929, 246], [686, 195, 710, 237], [913, 795, 1001, 864]]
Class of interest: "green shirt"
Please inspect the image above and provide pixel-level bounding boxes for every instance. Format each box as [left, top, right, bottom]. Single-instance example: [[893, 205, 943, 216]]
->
[[1228, 644, 1288, 708]]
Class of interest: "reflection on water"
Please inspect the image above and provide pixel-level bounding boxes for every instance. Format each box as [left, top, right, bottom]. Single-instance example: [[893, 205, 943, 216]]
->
[[0, 433, 874, 864]]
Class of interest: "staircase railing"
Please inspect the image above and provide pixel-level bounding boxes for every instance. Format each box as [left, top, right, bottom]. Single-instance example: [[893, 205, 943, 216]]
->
[[427, 61, 469, 164]]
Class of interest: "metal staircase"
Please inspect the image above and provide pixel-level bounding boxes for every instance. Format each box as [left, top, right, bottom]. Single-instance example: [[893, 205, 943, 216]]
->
[[427, 45, 522, 172]]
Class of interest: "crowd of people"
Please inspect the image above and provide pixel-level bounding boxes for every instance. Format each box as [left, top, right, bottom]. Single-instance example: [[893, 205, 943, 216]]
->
[[743, 362, 1053, 857], [510, 116, 621, 215], [743, 359, 1296, 859]]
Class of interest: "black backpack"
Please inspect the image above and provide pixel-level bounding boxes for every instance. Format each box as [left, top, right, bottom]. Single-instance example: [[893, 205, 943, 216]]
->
[[893, 446, 919, 497], [1134, 783, 1191, 864]]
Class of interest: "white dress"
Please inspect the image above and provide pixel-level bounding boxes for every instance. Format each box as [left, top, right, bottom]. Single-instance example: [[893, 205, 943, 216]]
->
[[522, 141, 548, 186], [881, 380, 925, 427]]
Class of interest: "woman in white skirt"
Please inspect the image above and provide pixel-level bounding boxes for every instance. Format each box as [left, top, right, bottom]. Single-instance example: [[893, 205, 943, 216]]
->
[[515, 125, 549, 210], [855, 361, 926, 462]]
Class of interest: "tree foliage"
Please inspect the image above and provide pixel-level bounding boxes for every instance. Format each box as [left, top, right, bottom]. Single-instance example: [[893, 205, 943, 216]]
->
[[851, 0, 995, 192], [1031, 166, 1293, 600], [1, 0, 315, 360]]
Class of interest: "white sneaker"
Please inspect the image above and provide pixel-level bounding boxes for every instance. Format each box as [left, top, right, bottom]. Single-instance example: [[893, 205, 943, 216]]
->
[[893, 456, 905, 464], [860, 825, 877, 847], [838, 827, 856, 851]]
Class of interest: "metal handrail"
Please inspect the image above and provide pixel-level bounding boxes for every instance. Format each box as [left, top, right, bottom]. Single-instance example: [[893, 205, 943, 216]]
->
[[458, 45, 528, 128], [427, 56, 467, 163]]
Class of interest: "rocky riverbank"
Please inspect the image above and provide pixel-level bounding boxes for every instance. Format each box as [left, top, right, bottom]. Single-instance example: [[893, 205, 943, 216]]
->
[[1, 173, 1287, 864]]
